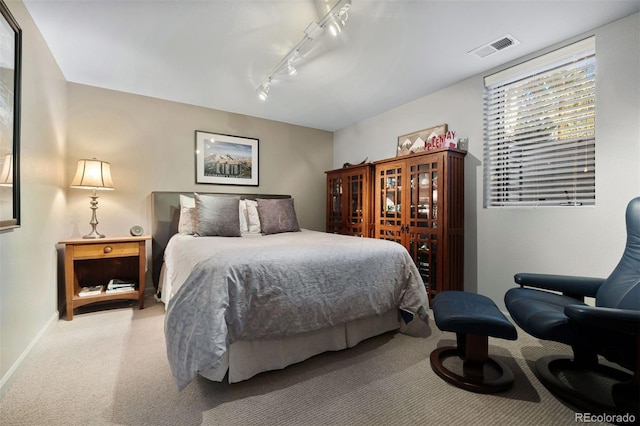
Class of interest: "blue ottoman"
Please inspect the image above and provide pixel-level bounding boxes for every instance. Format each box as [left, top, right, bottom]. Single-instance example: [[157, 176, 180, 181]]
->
[[430, 291, 518, 393]]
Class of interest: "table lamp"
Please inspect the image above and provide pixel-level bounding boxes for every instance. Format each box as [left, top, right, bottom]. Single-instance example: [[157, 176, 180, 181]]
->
[[71, 158, 114, 238]]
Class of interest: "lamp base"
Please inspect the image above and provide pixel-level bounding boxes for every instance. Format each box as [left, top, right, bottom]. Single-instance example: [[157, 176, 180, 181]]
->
[[83, 189, 106, 239], [82, 230, 105, 239]]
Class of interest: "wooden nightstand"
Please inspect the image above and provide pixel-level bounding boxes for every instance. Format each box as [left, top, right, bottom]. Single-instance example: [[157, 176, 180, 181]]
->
[[58, 236, 151, 320]]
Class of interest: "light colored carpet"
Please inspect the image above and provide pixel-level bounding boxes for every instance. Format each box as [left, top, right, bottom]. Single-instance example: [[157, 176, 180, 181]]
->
[[0, 296, 609, 425]]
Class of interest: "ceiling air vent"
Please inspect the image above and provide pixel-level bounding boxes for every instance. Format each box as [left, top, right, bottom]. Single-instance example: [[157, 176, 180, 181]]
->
[[469, 34, 520, 59]]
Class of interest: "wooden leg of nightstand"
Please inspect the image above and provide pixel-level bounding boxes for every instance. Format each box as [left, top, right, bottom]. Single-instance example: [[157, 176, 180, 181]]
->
[[64, 247, 75, 321], [138, 241, 146, 309]]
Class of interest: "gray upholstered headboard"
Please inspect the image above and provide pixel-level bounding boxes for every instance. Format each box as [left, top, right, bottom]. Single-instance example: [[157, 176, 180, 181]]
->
[[150, 191, 291, 289]]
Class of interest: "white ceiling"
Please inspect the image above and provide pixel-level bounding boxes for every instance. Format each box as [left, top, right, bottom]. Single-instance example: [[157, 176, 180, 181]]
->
[[23, 0, 640, 132]]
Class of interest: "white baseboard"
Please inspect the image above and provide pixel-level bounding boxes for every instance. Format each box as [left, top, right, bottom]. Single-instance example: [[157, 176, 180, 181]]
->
[[0, 310, 59, 398]]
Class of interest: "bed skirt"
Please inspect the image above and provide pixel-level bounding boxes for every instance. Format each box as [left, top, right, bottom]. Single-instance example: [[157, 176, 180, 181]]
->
[[199, 309, 401, 383]]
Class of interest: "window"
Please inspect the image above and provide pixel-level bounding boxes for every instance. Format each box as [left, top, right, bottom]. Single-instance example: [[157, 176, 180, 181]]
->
[[483, 37, 596, 207]]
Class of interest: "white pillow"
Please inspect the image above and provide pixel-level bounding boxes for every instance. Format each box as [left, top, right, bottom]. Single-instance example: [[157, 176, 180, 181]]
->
[[239, 199, 249, 234], [245, 199, 261, 234], [178, 194, 196, 235], [180, 194, 195, 209]]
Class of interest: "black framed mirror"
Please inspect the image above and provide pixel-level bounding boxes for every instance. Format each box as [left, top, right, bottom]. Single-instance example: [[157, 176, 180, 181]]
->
[[0, 0, 21, 231]]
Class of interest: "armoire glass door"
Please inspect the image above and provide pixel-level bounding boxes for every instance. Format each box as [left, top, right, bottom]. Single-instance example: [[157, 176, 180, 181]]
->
[[407, 157, 441, 295], [327, 175, 344, 234], [346, 172, 366, 236], [376, 162, 404, 244]]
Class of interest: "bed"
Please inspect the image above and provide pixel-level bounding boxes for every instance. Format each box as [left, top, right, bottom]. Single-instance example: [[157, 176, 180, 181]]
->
[[151, 191, 430, 389]]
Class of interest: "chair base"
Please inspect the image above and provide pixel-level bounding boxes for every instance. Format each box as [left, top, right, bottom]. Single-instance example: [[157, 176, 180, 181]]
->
[[536, 355, 639, 417], [430, 346, 514, 394]]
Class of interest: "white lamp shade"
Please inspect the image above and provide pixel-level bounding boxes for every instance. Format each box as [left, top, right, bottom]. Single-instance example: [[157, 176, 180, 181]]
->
[[70, 158, 115, 190], [0, 154, 12, 186]]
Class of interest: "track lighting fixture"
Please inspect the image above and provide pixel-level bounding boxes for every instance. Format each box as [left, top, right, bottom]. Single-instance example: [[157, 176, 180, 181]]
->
[[328, 3, 349, 36], [256, 0, 351, 101], [287, 60, 297, 76], [257, 79, 270, 101], [304, 22, 324, 40], [328, 17, 343, 36]]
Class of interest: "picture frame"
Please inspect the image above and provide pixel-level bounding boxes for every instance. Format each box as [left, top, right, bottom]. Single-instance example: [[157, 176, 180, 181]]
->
[[0, 0, 21, 231], [195, 131, 259, 186], [397, 123, 448, 157]]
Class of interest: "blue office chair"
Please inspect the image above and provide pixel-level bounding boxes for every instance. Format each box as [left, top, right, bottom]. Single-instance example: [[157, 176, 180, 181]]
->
[[505, 197, 640, 416]]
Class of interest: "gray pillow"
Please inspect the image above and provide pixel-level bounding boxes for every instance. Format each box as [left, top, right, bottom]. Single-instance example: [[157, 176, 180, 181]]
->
[[194, 194, 241, 237], [256, 198, 300, 235]]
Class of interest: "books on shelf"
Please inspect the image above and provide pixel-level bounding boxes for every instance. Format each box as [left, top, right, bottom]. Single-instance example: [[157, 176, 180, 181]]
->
[[77, 280, 136, 297], [106, 286, 135, 293], [78, 285, 103, 297], [106, 278, 136, 293]]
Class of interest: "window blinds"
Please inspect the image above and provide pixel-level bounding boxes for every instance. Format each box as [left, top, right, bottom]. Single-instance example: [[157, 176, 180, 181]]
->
[[483, 37, 596, 207]]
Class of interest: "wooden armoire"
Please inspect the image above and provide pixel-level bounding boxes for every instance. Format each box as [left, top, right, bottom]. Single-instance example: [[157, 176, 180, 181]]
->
[[325, 163, 374, 238], [325, 147, 465, 301]]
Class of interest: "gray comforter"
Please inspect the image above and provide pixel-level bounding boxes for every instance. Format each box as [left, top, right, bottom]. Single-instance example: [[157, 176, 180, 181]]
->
[[165, 230, 429, 389]]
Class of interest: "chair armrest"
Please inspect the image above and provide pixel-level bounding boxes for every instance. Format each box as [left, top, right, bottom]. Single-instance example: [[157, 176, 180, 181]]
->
[[565, 305, 640, 337], [514, 273, 605, 298]]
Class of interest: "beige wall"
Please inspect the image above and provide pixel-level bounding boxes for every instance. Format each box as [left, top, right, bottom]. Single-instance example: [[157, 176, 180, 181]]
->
[[334, 13, 640, 309], [0, 0, 67, 393], [65, 84, 332, 240]]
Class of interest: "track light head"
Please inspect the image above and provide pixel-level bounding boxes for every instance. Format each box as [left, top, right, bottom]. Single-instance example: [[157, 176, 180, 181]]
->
[[257, 80, 270, 101], [328, 18, 343, 36], [328, 16, 345, 36], [328, 4, 349, 36], [287, 60, 297, 76]]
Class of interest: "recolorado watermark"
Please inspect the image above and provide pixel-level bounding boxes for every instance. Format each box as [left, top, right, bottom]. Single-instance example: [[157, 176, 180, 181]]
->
[[575, 412, 636, 424]]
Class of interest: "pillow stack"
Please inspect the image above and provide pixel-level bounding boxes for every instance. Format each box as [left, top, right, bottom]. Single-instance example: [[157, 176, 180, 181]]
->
[[177, 193, 300, 236]]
